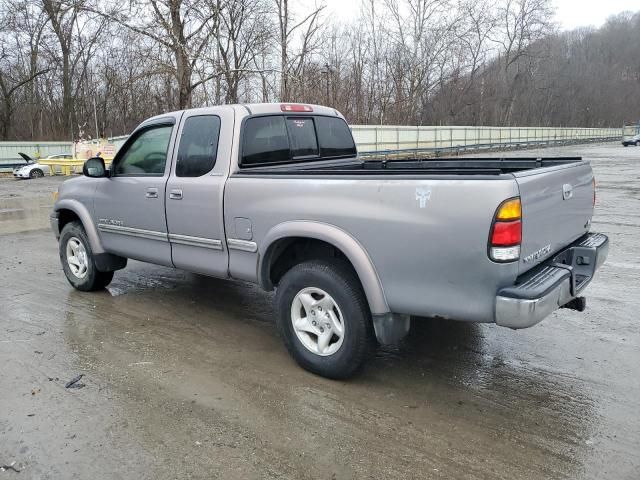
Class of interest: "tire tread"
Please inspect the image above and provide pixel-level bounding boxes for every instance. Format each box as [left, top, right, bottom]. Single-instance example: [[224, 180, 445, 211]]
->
[[275, 259, 374, 379], [59, 221, 114, 291]]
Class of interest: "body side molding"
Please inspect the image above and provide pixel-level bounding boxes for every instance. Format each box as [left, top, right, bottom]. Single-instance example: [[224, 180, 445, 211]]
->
[[227, 238, 258, 252], [98, 224, 168, 241], [169, 233, 223, 250]]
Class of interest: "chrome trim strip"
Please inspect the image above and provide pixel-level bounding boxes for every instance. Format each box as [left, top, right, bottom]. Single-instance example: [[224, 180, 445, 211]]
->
[[168, 234, 223, 250], [227, 238, 258, 253], [97, 224, 168, 242]]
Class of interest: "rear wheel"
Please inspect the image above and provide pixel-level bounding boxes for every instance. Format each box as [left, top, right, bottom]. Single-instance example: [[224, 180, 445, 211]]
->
[[30, 168, 44, 178], [275, 260, 374, 379], [59, 221, 113, 291], [636, 140, 640, 147]]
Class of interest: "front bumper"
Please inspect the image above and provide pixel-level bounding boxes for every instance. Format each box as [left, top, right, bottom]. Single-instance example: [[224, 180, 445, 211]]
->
[[495, 232, 609, 329]]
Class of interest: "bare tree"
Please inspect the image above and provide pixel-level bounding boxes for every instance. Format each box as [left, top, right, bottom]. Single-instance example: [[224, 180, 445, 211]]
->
[[215, 0, 271, 103], [41, 0, 107, 138], [92, 0, 220, 109], [0, 45, 49, 139], [274, 0, 325, 101], [491, 0, 554, 124], [1, 0, 639, 140]]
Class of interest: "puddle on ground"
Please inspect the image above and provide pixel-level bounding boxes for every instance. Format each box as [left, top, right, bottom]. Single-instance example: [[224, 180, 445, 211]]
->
[[0, 196, 53, 234]]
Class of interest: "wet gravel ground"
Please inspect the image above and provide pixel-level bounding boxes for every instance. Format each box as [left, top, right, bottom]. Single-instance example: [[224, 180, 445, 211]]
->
[[0, 143, 639, 479]]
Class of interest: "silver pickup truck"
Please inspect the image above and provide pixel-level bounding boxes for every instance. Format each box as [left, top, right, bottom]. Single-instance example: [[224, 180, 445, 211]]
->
[[51, 103, 609, 378]]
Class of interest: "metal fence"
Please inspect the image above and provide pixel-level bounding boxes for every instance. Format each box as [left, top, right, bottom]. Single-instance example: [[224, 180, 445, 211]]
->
[[351, 125, 621, 154], [0, 141, 73, 169], [0, 125, 623, 172], [623, 124, 639, 139]]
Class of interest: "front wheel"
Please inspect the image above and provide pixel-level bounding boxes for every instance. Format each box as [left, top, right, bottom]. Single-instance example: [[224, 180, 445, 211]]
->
[[59, 221, 114, 291], [275, 260, 374, 379], [30, 168, 44, 178]]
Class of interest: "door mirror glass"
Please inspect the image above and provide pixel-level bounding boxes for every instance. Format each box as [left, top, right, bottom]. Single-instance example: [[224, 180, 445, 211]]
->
[[83, 157, 106, 178]]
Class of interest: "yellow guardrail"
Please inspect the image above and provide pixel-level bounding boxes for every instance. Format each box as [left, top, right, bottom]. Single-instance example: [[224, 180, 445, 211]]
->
[[38, 157, 113, 176]]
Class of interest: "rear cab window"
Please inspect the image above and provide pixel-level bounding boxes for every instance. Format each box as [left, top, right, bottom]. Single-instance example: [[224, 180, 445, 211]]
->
[[286, 117, 318, 158], [241, 115, 356, 167]]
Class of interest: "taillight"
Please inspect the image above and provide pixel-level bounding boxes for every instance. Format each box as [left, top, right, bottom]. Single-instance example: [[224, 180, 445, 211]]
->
[[489, 197, 522, 262], [592, 177, 596, 207], [280, 104, 313, 112]]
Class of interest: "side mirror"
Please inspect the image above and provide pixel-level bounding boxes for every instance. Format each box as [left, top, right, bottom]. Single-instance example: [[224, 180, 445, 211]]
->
[[83, 157, 107, 178]]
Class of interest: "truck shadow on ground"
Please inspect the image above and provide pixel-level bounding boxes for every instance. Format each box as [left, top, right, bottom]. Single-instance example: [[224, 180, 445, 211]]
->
[[66, 264, 595, 413], [57, 264, 598, 478]]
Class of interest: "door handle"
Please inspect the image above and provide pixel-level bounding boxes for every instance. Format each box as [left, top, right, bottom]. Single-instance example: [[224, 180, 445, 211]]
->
[[145, 188, 158, 199], [169, 189, 183, 200]]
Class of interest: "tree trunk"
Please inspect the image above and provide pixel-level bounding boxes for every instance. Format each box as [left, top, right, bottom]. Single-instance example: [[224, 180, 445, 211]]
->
[[0, 99, 12, 140], [278, 0, 289, 101], [62, 52, 75, 137], [175, 48, 193, 109]]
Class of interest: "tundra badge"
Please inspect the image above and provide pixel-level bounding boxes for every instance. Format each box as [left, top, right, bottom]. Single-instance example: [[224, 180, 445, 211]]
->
[[523, 244, 552, 263]]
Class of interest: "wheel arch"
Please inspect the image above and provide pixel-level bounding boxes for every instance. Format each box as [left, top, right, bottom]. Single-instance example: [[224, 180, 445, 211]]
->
[[55, 199, 105, 254], [259, 221, 389, 315]]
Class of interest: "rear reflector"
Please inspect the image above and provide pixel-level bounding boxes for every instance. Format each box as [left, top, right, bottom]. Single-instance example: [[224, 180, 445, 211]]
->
[[489, 197, 522, 262], [280, 104, 313, 112]]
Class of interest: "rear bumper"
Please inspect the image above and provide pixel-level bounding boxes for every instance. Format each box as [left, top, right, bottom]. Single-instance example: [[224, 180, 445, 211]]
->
[[495, 232, 609, 329]]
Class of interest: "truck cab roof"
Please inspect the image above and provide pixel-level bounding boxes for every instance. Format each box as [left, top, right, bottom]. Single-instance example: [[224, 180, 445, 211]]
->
[[139, 103, 344, 129]]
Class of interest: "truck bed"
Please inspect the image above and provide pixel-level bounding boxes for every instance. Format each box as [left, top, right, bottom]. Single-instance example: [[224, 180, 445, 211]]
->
[[236, 156, 585, 176]]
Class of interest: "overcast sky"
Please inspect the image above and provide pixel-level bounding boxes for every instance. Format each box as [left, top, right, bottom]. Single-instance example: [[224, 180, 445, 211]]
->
[[322, 0, 640, 31]]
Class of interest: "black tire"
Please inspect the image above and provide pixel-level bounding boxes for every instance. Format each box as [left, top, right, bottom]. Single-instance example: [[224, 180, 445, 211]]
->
[[30, 168, 44, 178], [636, 141, 640, 147], [59, 221, 114, 291], [275, 259, 374, 379]]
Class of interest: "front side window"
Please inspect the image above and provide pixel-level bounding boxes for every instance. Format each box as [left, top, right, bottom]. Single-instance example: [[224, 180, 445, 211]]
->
[[113, 125, 172, 176], [176, 115, 221, 177]]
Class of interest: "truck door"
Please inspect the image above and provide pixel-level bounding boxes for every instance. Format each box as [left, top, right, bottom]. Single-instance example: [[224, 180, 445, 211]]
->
[[165, 107, 232, 277], [93, 118, 178, 266]]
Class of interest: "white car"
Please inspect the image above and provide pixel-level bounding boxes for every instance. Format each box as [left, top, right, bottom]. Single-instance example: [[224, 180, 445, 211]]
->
[[622, 133, 640, 147], [13, 153, 72, 178]]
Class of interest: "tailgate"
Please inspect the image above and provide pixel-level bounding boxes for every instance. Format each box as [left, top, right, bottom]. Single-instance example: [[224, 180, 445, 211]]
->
[[514, 162, 594, 274]]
